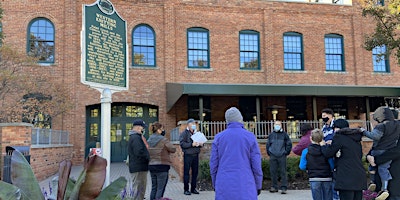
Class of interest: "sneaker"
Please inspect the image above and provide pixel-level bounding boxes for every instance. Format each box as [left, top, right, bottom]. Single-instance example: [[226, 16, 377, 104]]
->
[[191, 189, 200, 194], [184, 190, 191, 195], [269, 187, 278, 193], [281, 189, 287, 194], [368, 184, 376, 192], [375, 191, 389, 200]]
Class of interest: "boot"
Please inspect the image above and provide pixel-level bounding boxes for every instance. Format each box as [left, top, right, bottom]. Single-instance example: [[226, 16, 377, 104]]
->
[[375, 191, 389, 200]]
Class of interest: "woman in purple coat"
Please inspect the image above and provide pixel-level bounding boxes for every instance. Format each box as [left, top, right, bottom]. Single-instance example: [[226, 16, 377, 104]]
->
[[210, 107, 263, 200], [292, 123, 313, 156]]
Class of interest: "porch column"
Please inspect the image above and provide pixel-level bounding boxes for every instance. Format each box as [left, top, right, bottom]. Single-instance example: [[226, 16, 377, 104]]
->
[[313, 97, 318, 120], [256, 97, 261, 121], [365, 97, 370, 121], [199, 96, 204, 121]]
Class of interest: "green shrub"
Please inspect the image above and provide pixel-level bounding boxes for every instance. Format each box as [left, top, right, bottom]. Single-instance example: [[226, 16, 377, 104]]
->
[[199, 159, 212, 182], [262, 157, 307, 181], [198, 157, 307, 182]]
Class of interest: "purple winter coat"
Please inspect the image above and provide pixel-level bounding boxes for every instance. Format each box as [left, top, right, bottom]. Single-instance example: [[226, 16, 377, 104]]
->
[[210, 122, 263, 200], [292, 130, 312, 156]]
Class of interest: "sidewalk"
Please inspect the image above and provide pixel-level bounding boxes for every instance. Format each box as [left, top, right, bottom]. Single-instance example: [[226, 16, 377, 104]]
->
[[39, 162, 311, 200]]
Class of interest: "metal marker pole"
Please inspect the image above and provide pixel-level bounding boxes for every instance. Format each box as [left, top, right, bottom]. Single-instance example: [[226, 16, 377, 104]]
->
[[101, 88, 112, 187]]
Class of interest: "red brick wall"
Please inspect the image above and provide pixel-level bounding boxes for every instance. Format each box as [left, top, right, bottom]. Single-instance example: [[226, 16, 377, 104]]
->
[[2, 0, 397, 165], [31, 146, 74, 181], [0, 124, 73, 181]]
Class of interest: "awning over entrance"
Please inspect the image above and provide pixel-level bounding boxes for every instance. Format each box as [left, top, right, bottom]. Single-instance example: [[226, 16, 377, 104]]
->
[[166, 83, 400, 111]]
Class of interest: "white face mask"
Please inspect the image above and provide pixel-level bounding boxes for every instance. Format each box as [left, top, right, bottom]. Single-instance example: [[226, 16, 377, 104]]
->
[[191, 124, 196, 131], [274, 125, 281, 132]]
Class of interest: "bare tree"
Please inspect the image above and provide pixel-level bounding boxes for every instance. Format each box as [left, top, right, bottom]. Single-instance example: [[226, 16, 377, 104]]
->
[[0, 45, 72, 126]]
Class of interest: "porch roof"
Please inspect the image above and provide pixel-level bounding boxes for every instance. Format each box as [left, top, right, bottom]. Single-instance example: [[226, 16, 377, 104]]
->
[[166, 83, 400, 111]]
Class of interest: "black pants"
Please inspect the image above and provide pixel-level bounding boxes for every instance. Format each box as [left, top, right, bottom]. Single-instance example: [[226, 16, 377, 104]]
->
[[269, 155, 287, 190], [338, 190, 362, 200], [150, 171, 169, 200], [183, 153, 199, 191]]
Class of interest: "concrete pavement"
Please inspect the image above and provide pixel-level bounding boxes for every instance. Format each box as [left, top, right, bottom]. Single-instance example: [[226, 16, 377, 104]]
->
[[39, 162, 312, 199]]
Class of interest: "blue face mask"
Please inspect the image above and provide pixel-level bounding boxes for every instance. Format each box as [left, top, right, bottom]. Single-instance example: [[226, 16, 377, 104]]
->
[[274, 125, 281, 132], [191, 124, 197, 131]]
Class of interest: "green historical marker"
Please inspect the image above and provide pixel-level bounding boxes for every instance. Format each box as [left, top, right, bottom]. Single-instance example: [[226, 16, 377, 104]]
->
[[81, 0, 128, 91]]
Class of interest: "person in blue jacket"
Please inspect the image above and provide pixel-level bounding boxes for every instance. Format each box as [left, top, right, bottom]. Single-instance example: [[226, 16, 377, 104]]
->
[[299, 128, 334, 200], [210, 107, 263, 200]]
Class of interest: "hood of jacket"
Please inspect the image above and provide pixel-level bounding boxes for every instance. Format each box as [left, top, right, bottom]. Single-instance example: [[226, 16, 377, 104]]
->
[[335, 127, 363, 142], [147, 134, 164, 147], [373, 106, 395, 123]]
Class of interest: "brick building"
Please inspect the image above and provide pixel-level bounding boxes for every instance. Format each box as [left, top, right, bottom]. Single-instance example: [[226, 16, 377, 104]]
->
[[2, 0, 399, 165]]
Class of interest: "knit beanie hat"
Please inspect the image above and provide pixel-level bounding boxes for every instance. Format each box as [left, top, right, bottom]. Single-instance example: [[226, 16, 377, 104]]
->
[[225, 107, 243, 123], [333, 119, 349, 129]]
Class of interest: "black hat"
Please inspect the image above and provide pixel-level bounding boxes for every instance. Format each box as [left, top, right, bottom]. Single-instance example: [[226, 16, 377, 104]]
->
[[133, 119, 147, 128], [334, 119, 349, 129]]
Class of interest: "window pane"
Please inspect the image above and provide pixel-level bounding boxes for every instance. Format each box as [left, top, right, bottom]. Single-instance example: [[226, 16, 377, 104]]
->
[[283, 33, 303, 70], [188, 29, 209, 68], [132, 25, 155, 67], [149, 108, 158, 117], [126, 106, 143, 117], [325, 35, 344, 71], [372, 45, 388, 72], [240, 31, 260, 69], [28, 18, 55, 63]]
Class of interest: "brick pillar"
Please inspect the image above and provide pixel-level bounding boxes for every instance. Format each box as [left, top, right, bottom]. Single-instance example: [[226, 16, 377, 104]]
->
[[0, 123, 33, 180]]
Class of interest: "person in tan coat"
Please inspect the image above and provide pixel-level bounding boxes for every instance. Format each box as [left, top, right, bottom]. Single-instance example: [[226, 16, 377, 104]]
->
[[147, 122, 176, 200]]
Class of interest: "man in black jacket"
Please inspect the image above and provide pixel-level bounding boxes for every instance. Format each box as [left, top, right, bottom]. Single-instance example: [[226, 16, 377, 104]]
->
[[128, 119, 149, 200], [180, 118, 202, 195]]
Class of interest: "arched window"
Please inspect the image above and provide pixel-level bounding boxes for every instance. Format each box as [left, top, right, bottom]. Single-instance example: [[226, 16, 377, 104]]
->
[[324, 34, 344, 71], [187, 27, 209, 68], [239, 30, 260, 70], [283, 32, 303, 70], [27, 18, 55, 63], [132, 24, 156, 67]]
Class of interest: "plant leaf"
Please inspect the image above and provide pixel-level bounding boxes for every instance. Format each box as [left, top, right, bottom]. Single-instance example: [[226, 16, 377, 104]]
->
[[68, 169, 87, 200], [96, 177, 127, 200], [63, 178, 76, 200], [10, 148, 44, 200], [0, 181, 22, 200], [78, 155, 107, 200], [57, 159, 72, 200]]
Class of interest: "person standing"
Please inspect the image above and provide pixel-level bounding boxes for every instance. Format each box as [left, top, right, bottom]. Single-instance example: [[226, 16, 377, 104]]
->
[[361, 106, 400, 200], [128, 119, 150, 200], [299, 129, 334, 200], [147, 122, 176, 200], [266, 120, 292, 194], [210, 107, 263, 200], [321, 108, 335, 143], [179, 118, 202, 195], [292, 123, 313, 156], [321, 119, 367, 200], [321, 107, 339, 200]]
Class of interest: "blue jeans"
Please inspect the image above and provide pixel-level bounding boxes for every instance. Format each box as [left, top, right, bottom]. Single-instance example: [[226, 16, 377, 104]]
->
[[150, 171, 169, 200], [310, 181, 332, 200]]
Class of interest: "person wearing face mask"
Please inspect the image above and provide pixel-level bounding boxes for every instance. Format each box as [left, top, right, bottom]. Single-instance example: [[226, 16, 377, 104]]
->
[[127, 119, 150, 200], [266, 120, 292, 194], [147, 122, 176, 200], [179, 118, 203, 195], [321, 108, 335, 143], [321, 108, 338, 200]]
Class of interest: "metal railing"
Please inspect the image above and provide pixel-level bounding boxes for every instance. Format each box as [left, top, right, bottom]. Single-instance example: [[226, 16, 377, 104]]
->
[[170, 120, 371, 141], [31, 128, 70, 145]]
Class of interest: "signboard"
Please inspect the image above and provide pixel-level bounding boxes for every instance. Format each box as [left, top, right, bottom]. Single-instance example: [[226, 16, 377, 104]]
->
[[81, 0, 128, 91]]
